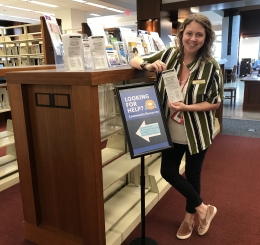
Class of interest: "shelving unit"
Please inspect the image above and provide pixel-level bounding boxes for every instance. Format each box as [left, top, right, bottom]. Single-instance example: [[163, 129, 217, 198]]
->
[[0, 114, 18, 191], [0, 65, 56, 192], [0, 23, 44, 67], [6, 66, 221, 245], [0, 85, 16, 185]]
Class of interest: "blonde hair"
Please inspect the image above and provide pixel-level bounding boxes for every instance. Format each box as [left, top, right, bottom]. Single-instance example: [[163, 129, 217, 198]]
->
[[175, 14, 215, 62]]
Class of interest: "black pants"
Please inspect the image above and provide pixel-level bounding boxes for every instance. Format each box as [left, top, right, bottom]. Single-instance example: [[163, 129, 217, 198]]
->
[[161, 143, 208, 214]]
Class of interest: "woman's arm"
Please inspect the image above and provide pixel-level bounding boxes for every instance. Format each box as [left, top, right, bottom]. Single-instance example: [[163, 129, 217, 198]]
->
[[129, 56, 167, 73], [168, 101, 221, 112]]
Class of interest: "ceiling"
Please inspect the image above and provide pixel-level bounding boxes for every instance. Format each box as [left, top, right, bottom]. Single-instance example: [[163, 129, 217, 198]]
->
[[0, 0, 259, 29]]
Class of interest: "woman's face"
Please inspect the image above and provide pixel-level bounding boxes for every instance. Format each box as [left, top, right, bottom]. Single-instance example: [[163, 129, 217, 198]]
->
[[182, 21, 206, 56]]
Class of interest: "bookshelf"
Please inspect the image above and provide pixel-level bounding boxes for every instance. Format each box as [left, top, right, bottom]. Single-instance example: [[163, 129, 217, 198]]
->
[[0, 23, 44, 67]]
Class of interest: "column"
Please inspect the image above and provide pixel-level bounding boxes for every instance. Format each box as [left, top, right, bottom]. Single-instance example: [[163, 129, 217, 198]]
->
[[55, 9, 88, 33], [221, 13, 240, 68]]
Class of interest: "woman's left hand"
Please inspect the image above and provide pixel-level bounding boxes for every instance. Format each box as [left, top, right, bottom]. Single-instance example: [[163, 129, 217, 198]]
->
[[168, 101, 187, 112]]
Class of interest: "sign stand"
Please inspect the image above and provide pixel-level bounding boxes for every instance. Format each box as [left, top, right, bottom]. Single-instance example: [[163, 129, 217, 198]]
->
[[129, 155, 158, 245], [115, 82, 173, 245]]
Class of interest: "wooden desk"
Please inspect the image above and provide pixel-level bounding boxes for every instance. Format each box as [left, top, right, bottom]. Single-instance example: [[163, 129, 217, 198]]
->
[[240, 76, 260, 110], [6, 67, 152, 245]]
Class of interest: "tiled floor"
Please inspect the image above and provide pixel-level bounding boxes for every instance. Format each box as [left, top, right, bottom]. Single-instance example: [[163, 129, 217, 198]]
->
[[223, 76, 260, 121]]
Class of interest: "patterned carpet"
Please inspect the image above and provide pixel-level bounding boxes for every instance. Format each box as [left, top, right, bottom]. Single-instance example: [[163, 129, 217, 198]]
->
[[221, 118, 260, 138], [1, 134, 260, 245]]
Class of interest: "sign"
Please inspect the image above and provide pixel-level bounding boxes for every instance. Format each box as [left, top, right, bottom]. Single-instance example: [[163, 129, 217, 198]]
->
[[115, 82, 172, 158], [44, 15, 63, 56]]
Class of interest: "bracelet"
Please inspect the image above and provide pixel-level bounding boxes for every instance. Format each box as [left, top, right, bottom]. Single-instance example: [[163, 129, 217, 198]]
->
[[140, 61, 149, 71]]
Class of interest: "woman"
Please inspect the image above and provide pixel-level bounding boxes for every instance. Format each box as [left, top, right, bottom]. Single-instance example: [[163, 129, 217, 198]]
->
[[129, 14, 223, 239]]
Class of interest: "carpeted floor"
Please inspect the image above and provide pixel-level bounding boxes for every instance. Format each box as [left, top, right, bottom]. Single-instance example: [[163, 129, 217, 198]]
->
[[122, 134, 260, 245], [1, 134, 260, 245], [221, 118, 260, 138]]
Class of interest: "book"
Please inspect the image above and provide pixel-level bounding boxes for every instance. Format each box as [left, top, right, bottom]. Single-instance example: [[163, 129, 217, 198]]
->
[[150, 32, 166, 51], [106, 50, 121, 66], [110, 37, 118, 47], [127, 41, 138, 60], [113, 41, 127, 64], [138, 30, 153, 54], [105, 45, 114, 51]]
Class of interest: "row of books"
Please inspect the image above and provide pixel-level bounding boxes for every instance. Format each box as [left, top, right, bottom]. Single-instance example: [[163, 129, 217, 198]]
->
[[0, 44, 43, 56]]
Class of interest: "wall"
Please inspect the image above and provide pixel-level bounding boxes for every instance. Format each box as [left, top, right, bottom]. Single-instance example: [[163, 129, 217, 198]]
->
[[239, 37, 260, 62], [221, 15, 240, 68]]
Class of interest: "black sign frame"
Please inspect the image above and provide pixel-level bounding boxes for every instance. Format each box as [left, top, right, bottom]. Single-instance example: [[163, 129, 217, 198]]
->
[[115, 82, 172, 159]]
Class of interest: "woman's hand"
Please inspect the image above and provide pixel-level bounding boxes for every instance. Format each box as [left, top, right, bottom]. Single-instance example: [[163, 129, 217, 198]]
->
[[146, 60, 167, 73], [168, 101, 187, 112], [168, 101, 221, 112]]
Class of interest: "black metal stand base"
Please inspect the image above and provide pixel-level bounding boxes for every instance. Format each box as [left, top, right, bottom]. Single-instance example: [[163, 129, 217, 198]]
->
[[128, 237, 158, 245]]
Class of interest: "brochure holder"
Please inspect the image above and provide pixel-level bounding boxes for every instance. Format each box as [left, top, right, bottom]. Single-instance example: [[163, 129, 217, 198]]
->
[[44, 15, 64, 70], [115, 82, 173, 244]]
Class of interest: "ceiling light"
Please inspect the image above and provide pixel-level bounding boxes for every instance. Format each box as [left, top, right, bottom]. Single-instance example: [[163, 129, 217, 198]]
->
[[190, 7, 199, 13], [4, 6, 32, 11], [107, 8, 124, 13], [72, 0, 86, 3], [33, 10, 55, 16], [22, 0, 59, 8], [89, 13, 101, 16], [84, 2, 106, 8], [0, 14, 30, 20]]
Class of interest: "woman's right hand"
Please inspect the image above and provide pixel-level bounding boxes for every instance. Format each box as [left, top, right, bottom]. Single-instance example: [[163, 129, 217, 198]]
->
[[146, 60, 167, 73]]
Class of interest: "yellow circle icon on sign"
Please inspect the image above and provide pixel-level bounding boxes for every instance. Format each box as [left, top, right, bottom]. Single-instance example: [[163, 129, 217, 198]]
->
[[145, 100, 155, 110]]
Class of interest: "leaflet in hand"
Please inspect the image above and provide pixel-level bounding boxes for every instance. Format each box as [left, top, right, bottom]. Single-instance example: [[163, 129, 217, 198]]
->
[[162, 69, 184, 102]]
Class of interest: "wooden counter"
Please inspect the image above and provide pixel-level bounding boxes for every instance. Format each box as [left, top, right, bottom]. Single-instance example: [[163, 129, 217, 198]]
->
[[240, 76, 260, 110], [6, 66, 152, 245], [0, 65, 56, 77]]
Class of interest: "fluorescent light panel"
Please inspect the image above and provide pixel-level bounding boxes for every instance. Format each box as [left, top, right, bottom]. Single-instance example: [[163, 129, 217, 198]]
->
[[4, 5, 32, 11], [0, 5, 54, 16], [89, 13, 101, 16], [0, 13, 39, 21], [22, 0, 59, 8], [84, 2, 106, 8], [72, 0, 124, 13]]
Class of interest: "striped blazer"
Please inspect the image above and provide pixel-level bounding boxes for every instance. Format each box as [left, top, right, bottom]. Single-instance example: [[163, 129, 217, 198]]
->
[[144, 47, 223, 154]]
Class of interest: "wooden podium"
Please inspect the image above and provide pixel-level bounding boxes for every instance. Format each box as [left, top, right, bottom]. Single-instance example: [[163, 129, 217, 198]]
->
[[6, 67, 149, 245]]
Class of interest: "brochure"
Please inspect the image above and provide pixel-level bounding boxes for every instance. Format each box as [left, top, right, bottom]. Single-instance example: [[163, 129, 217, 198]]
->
[[114, 41, 127, 64], [82, 39, 94, 69], [88, 36, 109, 69], [106, 50, 121, 66], [44, 15, 63, 56], [61, 34, 84, 71]]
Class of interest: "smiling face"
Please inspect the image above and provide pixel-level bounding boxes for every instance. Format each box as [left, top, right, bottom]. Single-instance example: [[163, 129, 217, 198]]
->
[[182, 21, 206, 57]]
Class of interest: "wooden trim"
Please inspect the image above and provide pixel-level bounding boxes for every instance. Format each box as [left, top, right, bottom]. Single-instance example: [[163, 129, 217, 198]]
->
[[6, 67, 153, 86], [24, 222, 82, 245], [161, 0, 239, 11], [7, 84, 39, 225]]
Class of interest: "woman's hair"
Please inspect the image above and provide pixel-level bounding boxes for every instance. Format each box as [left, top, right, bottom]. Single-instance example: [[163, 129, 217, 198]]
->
[[133, 47, 138, 53], [175, 13, 215, 62]]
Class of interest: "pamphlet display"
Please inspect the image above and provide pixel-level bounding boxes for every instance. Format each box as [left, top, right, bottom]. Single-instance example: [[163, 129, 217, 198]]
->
[[106, 50, 121, 66], [82, 39, 94, 69], [87, 23, 109, 45], [44, 15, 63, 57], [115, 82, 172, 158], [114, 41, 127, 64], [61, 34, 84, 71], [150, 32, 166, 51], [88, 36, 109, 69]]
